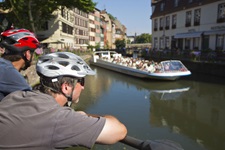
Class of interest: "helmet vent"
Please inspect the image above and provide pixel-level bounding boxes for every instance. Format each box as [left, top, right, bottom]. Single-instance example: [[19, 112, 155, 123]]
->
[[71, 65, 80, 71], [58, 53, 69, 59], [47, 65, 59, 70], [58, 61, 69, 67], [40, 58, 50, 63]]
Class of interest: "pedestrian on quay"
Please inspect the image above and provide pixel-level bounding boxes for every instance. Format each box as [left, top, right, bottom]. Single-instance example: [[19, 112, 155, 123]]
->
[[0, 52, 127, 150], [0, 28, 40, 101]]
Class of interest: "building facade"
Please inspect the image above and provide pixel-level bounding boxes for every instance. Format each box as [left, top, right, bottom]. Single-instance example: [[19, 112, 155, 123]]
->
[[36, 7, 127, 51], [151, 0, 225, 52], [89, 8, 101, 49], [100, 10, 116, 49]]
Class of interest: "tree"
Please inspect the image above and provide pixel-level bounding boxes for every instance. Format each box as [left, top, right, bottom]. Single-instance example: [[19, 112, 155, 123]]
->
[[115, 39, 125, 49], [135, 33, 152, 43], [108, 13, 116, 21], [0, 0, 96, 33]]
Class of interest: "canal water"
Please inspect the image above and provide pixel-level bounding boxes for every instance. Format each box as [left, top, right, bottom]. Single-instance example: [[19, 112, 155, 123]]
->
[[70, 65, 225, 150]]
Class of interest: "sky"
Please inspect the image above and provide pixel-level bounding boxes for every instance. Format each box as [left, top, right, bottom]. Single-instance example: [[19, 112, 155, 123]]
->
[[93, 0, 152, 36]]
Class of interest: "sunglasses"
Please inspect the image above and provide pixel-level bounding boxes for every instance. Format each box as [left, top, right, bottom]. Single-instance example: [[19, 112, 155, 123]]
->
[[77, 78, 85, 86]]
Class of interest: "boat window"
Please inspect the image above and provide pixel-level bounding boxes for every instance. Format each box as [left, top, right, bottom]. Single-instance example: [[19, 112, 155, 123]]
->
[[161, 61, 186, 71]]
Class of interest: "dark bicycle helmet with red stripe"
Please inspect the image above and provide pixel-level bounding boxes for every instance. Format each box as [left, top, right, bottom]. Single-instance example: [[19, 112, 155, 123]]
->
[[0, 28, 40, 54]]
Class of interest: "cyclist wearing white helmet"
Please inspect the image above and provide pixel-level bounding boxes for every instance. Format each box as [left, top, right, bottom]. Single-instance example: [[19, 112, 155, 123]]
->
[[0, 52, 127, 149], [0, 28, 40, 101]]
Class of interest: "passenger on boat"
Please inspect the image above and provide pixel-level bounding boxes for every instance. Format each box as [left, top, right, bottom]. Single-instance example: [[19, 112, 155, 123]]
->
[[0, 52, 127, 149], [164, 62, 170, 71], [146, 61, 156, 73], [154, 62, 162, 72]]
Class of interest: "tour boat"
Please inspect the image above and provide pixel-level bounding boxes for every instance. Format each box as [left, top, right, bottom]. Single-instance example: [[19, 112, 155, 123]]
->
[[89, 51, 191, 81]]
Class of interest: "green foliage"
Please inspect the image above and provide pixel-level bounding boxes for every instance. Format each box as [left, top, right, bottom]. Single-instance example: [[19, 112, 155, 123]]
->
[[135, 33, 152, 43], [108, 13, 116, 21], [126, 39, 131, 44], [0, 0, 96, 32], [115, 39, 125, 49]]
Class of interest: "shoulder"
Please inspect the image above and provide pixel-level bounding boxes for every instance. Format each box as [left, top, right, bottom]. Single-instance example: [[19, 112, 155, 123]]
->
[[0, 58, 14, 69], [3, 90, 55, 104]]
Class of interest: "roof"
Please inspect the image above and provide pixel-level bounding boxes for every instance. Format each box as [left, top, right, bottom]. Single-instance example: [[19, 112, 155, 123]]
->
[[151, 0, 221, 18]]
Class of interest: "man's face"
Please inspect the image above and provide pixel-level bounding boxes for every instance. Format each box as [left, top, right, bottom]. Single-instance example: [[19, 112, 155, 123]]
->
[[71, 81, 84, 103]]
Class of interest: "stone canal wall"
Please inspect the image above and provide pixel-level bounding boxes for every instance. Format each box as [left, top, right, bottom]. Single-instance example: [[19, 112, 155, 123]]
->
[[182, 60, 225, 78]]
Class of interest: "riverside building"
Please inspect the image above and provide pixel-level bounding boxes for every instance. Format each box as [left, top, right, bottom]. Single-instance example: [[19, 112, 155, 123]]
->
[[151, 0, 225, 52], [37, 7, 126, 50]]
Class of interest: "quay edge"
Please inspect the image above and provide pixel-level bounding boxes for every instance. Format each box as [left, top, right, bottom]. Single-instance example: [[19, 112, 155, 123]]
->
[[181, 60, 225, 78]]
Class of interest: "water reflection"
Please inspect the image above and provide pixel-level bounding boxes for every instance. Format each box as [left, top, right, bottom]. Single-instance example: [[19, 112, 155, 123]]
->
[[150, 87, 190, 100], [72, 66, 225, 150]]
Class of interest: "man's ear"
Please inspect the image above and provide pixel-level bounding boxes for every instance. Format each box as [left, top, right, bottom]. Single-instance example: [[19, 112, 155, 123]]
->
[[24, 50, 32, 60], [61, 82, 70, 95]]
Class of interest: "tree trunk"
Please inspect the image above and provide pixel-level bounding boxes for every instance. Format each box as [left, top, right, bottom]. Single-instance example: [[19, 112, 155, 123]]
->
[[28, 0, 36, 33]]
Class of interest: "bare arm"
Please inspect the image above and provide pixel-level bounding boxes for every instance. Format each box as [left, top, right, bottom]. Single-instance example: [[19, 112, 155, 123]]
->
[[77, 112, 127, 144], [95, 115, 127, 144]]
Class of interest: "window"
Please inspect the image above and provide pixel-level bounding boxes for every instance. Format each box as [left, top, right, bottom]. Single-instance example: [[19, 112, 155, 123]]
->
[[62, 22, 67, 33], [194, 9, 201, 26], [165, 16, 170, 30], [154, 37, 158, 49], [160, 2, 165, 11], [62, 22, 73, 35], [89, 36, 95, 41], [217, 3, 225, 23], [172, 14, 177, 29], [185, 38, 191, 50], [79, 29, 83, 35], [154, 19, 158, 31], [61, 7, 65, 18], [186, 11, 192, 27], [90, 28, 96, 32], [160, 37, 164, 49], [165, 37, 170, 48], [193, 38, 199, 49], [174, 0, 179, 7], [160, 17, 164, 30], [216, 35, 224, 49]]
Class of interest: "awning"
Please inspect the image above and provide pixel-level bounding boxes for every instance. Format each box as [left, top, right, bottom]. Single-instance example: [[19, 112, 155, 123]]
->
[[40, 38, 66, 44], [80, 44, 88, 47], [174, 32, 203, 39], [204, 30, 225, 35]]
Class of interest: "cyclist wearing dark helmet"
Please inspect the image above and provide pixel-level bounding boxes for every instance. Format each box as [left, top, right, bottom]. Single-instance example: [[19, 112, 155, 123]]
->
[[0, 52, 127, 149], [0, 28, 40, 101]]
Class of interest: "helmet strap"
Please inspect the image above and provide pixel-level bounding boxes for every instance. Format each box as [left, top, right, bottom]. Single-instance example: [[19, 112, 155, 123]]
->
[[62, 83, 75, 102], [21, 52, 33, 70]]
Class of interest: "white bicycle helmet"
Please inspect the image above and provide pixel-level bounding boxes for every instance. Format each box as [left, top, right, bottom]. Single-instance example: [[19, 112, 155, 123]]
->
[[36, 52, 95, 78]]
